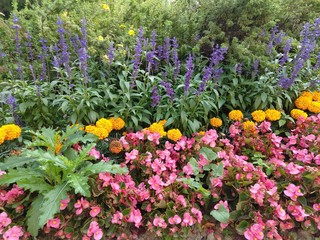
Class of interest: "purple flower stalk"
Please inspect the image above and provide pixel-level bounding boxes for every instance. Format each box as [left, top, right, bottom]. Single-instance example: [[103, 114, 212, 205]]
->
[[163, 37, 171, 64], [197, 66, 212, 94], [171, 37, 180, 81], [131, 27, 144, 85], [25, 32, 34, 62], [12, 14, 23, 81], [146, 31, 157, 73], [210, 45, 227, 67], [107, 42, 115, 65], [78, 19, 89, 83], [279, 38, 292, 66], [164, 81, 175, 100], [151, 86, 160, 107], [252, 59, 259, 78], [6, 94, 20, 125], [235, 63, 242, 76], [266, 26, 279, 55], [278, 74, 293, 89], [56, 17, 71, 79], [184, 54, 194, 95]]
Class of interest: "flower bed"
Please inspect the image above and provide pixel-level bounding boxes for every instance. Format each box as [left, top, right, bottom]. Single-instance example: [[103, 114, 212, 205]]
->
[[0, 111, 319, 240]]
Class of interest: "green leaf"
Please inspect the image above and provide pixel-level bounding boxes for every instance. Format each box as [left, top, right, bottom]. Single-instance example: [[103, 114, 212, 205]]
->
[[236, 220, 249, 235], [39, 182, 70, 228], [261, 92, 267, 102], [279, 119, 286, 127], [26, 195, 44, 237], [199, 147, 217, 161], [80, 161, 128, 176], [210, 205, 230, 223], [177, 177, 202, 190], [189, 157, 200, 175], [17, 177, 53, 193], [211, 163, 224, 178], [0, 168, 44, 186], [68, 173, 90, 197], [0, 155, 37, 170]]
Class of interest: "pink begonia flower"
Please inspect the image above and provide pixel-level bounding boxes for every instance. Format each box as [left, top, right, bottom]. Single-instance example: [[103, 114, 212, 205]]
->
[[119, 136, 130, 150], [174, 136, 187, 151], [284, 183, 304, 201], [74, 197, 90, 215], [202, 129, 218, 147], [87, 221, 103, 240], [153, 216, 167, 229], [181, 212, 196, 227], [244, 224, 264, 240], [125, 149, 139, 164], [47, 218, 61, 229], [0, 212, 12, 233], [279, 221, 295, 230], [128, 208, 142, 228], [4, 185, 24, 204], [286, 162, 304, 175], [0, 170, 6, 176], [313, 203, 320, 211], [258, 121, 271, 133], [168, 215, 182, 225], [98, 172, 113, 187], [90, 206, 101, 217], [176, 195, 187, 208], [210, 178, 223, 188], [147, 132, 160, 144], [292, 149, 313, 164], [89, 147, 100, 159], [111, 211, 123, 225], [182, 163, 193, 176], [148, 175, 164, 193], [191, 207, 203, 223], [287, 205, 309, 222], [3, 226, 24, 240], [151, 158, 166, 175], [315, 154, 320, 165], [249, 183, 265, 206], [274, 204, 288, 220], [60, 197, 70, 210], [82, 235, 90, 240]]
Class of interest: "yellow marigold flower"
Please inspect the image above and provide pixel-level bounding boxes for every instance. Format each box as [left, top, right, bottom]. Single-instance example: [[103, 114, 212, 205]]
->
[[210, 117, 223, 127], [98, 35, 104, 41], [251, 110, 266, 122], [301, 91, 313, 99], [313, 91, 320, 101], [85, 125, 109, 139], [128, 29, 135, 36], [96, 118, 113, 132], [109, 117, 125, 130], [148, 122, 166, 137], [295, 96, 312, 110], [102, 4, 109, 11], [198, 131, 205, 136], [308, 101, 320, 113], [243, 120, 256, 132], [167, 129, 182, 142], [158, 120, 167, 126], [1, 124, 22, 141], [290, 109, 308, 120], [228, 110, 244, 121], [265, 109, 281, 121], [0, 128, 5, 145]]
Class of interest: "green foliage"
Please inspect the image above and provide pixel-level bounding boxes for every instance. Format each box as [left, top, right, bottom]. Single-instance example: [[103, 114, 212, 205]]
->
[[0, 126, 127, 237], [210, 204, 230, 223]]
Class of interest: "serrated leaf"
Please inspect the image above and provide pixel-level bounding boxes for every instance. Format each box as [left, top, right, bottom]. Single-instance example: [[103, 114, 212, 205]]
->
[[0, 155, 37, 170], [0, 168, 44, 186], [68, 173, 90, 197], [80, 161, 128, 176], [200, 147, 217, 161], [39, 182, 70, 227], [210, 205, 230, 223], [17, 177, 53, 193], [26, 195, 44, 237]]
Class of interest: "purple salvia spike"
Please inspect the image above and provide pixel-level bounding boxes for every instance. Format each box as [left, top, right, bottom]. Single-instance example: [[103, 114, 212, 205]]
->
[[184, 54, 194, 95]]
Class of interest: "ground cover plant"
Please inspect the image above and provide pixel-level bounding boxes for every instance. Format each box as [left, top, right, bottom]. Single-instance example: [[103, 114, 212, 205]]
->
[[0, 0, 320, 239]]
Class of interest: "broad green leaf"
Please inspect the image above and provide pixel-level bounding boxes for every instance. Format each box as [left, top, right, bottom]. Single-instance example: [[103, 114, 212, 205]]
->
[[200, 147, 217, 161], [0, 168, 43, 186], [210, 205, 230, 223], [177, 177, 202, 190], [68, 173, 90, 197], [17, 177, 53, 193], [189, 157, 200, 175], [236, 220, 249, 235], [261, 92, 267, 102], [26, 195, 44, 237], [39, 182, 70, 227], [211, 163, 224, 178]]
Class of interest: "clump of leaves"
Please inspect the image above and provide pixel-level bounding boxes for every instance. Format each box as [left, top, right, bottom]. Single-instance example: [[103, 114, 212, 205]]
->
[[0, 126, 127, 237]]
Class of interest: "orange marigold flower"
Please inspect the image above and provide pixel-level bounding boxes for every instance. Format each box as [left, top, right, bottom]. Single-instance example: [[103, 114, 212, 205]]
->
[[109, 140, 123, 154], [110, 117, 125, 130], [85, 125, 109, 139], [228, 110, 244, 121], [265, 109, 281, 121], [0, 128, 5, 145], [210, 117, 223, 127], [251, 110, 266, 122], [301, 91, 313, 99], [198, 131, 205, 136], [1, 124, 22, 141], [313, 91, 320, 101], [158, 119, 167, 126], [243, 120, 256, 132], [167, 129, 182, 142], [295, 96, 312, 110], [308, 101, 320, 113], [290, 109, 308, 120]]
